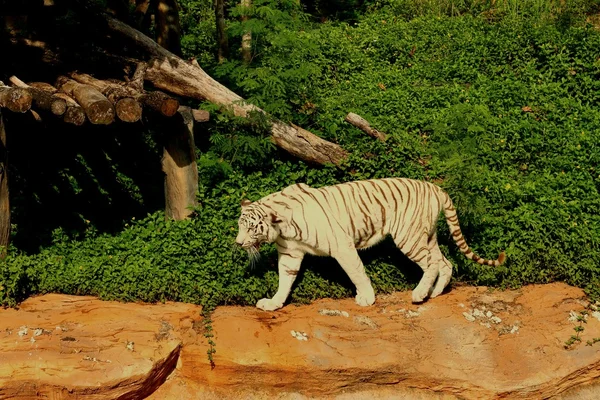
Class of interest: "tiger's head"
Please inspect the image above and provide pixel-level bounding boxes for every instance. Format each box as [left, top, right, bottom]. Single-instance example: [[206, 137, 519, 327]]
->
[[235, 199, 283, 258]]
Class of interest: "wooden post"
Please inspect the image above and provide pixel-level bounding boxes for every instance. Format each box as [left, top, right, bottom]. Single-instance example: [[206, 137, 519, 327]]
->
[[0, 110, 10, 258], [162, 106, 198, 220]]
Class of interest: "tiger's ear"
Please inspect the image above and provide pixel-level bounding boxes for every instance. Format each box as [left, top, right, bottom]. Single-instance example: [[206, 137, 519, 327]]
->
[[270, 213, 283, 224], [241, 199, 252, 208]]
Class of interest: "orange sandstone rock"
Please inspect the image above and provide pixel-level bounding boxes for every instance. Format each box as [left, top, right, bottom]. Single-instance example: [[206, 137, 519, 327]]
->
[[1, 283, 599, 400]]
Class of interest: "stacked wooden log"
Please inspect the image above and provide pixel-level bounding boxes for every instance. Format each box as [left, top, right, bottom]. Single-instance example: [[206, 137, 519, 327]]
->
[[1, 74, 209, 126]]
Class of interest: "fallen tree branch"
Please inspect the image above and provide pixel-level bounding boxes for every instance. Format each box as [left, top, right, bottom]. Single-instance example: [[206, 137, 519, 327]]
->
[[104, 15, 348, 165], [344, 113, 387, 142]]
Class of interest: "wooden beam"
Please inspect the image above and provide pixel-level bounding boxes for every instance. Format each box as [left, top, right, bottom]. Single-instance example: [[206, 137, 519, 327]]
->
[[139, 91, 179, 117], [68, 73, 142, 123], [52, 93, 86, 126], [69, 72, 180, 119], [191, 109, 209, 123], [27, 81, 86, 125], [0, 110, 10, 258], [9, 76, 67, 116], [162, 106, 198, 220], [56, 77, 115, 125], [0, 82, 33, 113]]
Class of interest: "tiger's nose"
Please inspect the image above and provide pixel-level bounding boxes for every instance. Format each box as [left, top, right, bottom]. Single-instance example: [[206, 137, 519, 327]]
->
[[235, 239, 244, 246]]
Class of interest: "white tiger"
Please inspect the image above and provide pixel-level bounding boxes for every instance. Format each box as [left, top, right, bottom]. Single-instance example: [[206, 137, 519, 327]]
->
[[235, 178, 505, 311]]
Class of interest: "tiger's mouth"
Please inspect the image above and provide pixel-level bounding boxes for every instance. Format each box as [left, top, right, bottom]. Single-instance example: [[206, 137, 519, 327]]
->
[[242, 242, 262, 251]]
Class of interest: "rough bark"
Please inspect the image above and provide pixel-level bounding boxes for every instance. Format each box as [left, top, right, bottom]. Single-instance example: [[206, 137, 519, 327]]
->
[[104, 16, 348, 165], [0, 84, 33, 113], [52, 92, 87, 126], [0, 110, 9, 258], [240, 0, 252, 64], [8, 76, 67, 116], [155, 0, 182, 57], [56, 77, 115, 125], [344, 112, 387, 142], [214, 0, 229, 63], [162, 106, 198, 220], [27, 82, 59, 93], [68, 73, 142, 123]]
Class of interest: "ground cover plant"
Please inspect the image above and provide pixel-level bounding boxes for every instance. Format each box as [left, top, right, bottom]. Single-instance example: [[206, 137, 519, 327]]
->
[[1, 0, 600, 314]]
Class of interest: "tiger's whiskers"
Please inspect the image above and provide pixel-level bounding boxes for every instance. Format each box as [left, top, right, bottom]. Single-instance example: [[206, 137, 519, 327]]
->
[[246, 246, 261, 270]]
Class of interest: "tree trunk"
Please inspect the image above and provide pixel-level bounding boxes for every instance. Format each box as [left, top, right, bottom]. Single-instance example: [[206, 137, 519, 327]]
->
[[104, 16, 348, 165], [9, 76, 67, 116], [162, 106, 198, 220], [240, 0, 252, 64], [134, 0, 152, 34], [155, 0, 182, 57], [0, 110, 10, 258], [56, 77, 115, 125], [344, 112, 387, 141], [214, 0, 229, 63]]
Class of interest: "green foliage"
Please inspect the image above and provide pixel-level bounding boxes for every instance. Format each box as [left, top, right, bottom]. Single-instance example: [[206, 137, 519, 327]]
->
[[2, 1, 600, 312]]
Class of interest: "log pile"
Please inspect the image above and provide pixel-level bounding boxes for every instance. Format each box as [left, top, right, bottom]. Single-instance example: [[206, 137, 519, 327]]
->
[[0, 74, 209, 126]]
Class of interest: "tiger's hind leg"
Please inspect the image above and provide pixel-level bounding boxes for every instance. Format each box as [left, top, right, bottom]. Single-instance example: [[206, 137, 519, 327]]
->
[[428, 234, 453, 298], [395, 230, 439, 303]]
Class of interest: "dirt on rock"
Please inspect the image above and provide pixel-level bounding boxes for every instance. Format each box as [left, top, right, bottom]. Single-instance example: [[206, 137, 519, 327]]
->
[[1, 283, 599, 399]]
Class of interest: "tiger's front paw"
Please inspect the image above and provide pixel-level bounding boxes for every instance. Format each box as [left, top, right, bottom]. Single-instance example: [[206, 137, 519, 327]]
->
[[411, 286, 429, 303], [355, 287, 376, 307], [256, 298, 283, 311]]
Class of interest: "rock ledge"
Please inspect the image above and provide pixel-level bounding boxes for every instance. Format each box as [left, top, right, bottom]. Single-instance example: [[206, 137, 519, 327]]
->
[[1, 283, 599, 399]]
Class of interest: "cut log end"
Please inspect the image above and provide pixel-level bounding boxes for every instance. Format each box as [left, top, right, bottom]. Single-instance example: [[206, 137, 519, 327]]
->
[[50, 99, 67, 116], [141, 92, 180, 117], [0, 87, 33, 113], [161, 98, 179, 117], [57, 78, 116, 125], [116, 98, 143, 123], [86, 101, 115, 125], [64, 107, 86, 126]]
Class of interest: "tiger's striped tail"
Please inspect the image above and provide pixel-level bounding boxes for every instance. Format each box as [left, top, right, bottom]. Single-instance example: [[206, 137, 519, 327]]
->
[[441, 192, 506, 267]]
